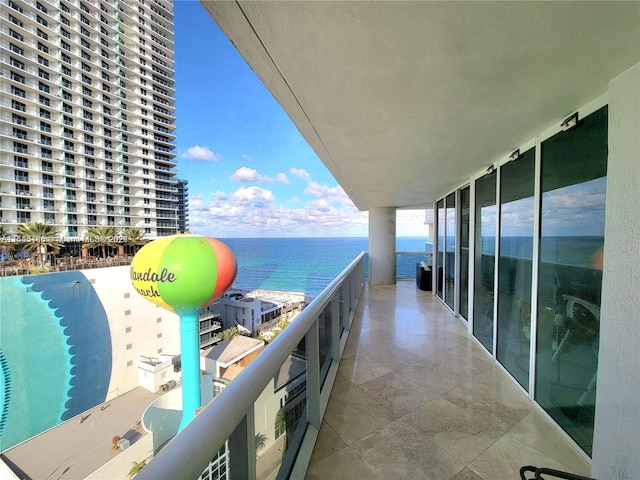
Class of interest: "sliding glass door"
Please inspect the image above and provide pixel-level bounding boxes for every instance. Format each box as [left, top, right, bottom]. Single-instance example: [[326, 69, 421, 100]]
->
[[496, 148, 535, 390], [459, 187, 470, 320], [444, 193, 456, 310], [473, 172, 496, 353], [436, 199, 445, 299], [534, 106, 607, 455]]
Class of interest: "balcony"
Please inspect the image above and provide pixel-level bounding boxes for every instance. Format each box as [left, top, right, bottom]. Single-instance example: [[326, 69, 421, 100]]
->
[[305, 283, 590, 479], [136, 256, 589, 480]]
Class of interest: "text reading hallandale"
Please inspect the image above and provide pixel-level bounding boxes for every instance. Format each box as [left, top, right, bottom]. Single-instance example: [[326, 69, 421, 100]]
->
[[131, 268, 176, 298]]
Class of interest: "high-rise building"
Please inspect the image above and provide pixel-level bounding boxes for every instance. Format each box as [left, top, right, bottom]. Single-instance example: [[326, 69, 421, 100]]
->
[[1, 0, 178, 246], [176, 178, 188, 233]]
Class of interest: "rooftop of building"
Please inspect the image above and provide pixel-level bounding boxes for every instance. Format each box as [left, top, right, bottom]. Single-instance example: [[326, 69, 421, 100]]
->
[[1, 387, 160, 480], [201, 335, 265, 366]]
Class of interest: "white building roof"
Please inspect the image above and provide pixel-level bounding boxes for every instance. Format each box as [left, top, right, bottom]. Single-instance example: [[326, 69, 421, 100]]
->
[[201, 336, 264, 366]]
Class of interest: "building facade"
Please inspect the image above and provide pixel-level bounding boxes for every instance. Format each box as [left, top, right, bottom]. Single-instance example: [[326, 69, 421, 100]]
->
[[1, 0, 178, 243], [176, 178, 188, 233], [0, 265, 182, 451]]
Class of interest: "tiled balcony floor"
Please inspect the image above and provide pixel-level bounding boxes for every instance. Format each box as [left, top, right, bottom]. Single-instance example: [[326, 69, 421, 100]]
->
[[305, 282, 591, 480]]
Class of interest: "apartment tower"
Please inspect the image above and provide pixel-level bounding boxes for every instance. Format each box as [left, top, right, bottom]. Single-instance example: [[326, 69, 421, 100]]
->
[[1, 0, 178, 248], [176, 178, 188, 233]]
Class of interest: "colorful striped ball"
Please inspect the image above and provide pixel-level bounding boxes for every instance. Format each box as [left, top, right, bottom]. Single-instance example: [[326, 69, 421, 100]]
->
[[130, 235, 237, 314]]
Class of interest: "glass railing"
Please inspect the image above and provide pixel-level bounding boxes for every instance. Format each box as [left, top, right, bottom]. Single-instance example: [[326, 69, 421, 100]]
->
[[396, 250, 432, 280], [136, 253, 366, 480]]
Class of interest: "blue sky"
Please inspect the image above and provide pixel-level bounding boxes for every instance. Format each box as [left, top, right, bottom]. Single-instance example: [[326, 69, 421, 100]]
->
[[172, 2, 428, 239]]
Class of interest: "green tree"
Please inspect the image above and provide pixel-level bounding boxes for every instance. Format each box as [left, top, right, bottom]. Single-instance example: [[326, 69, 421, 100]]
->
[[128, 460, 146, 479], [255, 432, 267, 451], [85, 226, 119, 259], [122, 228, 148, 255], [16, 222, 62, 267], [221, 327, 239, 341], [275, 407, 297, 448]]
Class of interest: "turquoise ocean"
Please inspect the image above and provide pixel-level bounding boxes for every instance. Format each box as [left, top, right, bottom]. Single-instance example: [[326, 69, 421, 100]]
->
[[220, 237, 429, 296]]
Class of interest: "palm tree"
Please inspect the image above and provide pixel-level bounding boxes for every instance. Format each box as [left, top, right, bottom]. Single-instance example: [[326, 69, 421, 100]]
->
[[85, 226, 118, 259], [221, 327, 239, 341], [0, 225, 15, 261], [128, 460, 146, 479], [255, 432, 267, 452], [16, 222, 62, 267], [122, 228, 148, 255]]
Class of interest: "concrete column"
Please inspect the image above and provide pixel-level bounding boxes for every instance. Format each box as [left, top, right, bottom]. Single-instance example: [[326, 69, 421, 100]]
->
[[368, 207, 396, 284], [592, 62, 640, 480]]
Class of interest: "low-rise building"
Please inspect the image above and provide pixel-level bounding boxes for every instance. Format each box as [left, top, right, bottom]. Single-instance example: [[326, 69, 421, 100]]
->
[[218, 289, 306, 336]]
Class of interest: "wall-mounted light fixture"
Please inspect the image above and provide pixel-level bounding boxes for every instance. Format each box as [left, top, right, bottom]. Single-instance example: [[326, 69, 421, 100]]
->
[[561, 112, 579, 131], [486, 165, 496, 174], [509, 149, 520, 161]]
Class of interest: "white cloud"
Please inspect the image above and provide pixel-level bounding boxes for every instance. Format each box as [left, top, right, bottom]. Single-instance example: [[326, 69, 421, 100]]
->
[[186, 187, 367, 238], [181, 146, 223, 161], [189, 194, 205, 208], [304, 182, 353, 205], [230, 186, 275, 203], [396, 209, 430, 237], [230, 166, 274, 184], [242, 154, 254, 161], [276, 173, 290, 184], [213, 191, 229, 200], [290, 167, 311, 181]]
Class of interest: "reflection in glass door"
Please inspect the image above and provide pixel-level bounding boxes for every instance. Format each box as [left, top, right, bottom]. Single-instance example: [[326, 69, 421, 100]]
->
[[535, 106, 607, 456], [436, 199, 445, 299], [459, 187, 470, 320], [473, 172, 496, 352], [444, 193, 456, 310], [496, 148, 535, 390]]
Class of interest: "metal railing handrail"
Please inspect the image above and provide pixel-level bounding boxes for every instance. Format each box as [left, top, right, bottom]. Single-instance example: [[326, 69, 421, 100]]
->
[[137, 252, 366, 480]]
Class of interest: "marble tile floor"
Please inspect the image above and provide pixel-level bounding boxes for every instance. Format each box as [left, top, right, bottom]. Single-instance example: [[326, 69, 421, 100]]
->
[[305, 282, 591, 480]]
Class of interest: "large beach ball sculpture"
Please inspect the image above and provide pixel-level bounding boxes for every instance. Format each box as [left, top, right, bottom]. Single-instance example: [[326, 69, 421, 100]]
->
[[131, 234, 236, 431]]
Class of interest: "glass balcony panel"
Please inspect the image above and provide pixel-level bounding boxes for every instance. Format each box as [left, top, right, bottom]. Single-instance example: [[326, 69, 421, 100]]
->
[[318, 305, 332, 387], [197, 444, 228, 480], [396, 252, 430, 280], [255, 343, 308, 480], [339, 284, 348, 335]]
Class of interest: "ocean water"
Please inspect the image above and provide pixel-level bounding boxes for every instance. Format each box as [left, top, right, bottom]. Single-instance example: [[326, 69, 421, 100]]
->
[[220, 237, 429, 296], [477, 236, 604, 268]]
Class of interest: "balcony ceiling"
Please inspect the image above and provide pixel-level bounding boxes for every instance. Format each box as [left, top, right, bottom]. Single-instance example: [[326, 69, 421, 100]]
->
[[201, 1, 640, 210]]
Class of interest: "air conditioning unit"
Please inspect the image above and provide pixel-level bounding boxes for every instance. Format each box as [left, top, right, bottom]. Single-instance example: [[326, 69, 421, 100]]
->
[[117, 438, 130, 451]]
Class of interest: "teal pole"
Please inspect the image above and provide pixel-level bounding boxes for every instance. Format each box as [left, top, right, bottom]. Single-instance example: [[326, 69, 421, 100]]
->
[[178, 311, 200, 432]]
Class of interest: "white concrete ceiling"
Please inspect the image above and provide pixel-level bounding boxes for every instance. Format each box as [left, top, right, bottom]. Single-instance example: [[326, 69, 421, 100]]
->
[[201, 1, 640, 210]]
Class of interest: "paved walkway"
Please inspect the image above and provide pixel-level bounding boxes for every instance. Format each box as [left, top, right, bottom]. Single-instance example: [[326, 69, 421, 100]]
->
[[306, 282, 591, 480]]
